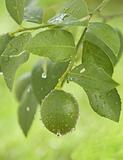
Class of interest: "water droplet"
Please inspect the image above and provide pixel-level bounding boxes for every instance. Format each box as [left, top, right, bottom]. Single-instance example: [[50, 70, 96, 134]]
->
[[27, 88, 31, 93], [70, 115, 73, 119], [48, 13, 68, 24], [56, 131, 62, 137], [26, 107, 30, 112], [41, 72, 47, 79], [71, 128, 75, 132], [69, 77, 73, 81], [115, 102, 118, 105], [80, 68, 85, 73]]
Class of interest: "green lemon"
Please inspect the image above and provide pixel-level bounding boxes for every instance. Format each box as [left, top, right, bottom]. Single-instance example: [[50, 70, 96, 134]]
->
[[15, 72, 31, 102], [41, 90, 79, 135]]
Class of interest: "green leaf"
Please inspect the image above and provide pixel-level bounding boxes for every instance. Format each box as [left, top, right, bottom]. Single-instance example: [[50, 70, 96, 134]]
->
[[1, 33, 31, 90], [82, 41, 113, 76], [84, 22, 120, 65], [42, 7, 56, 23], [69, 64, 118, 93], [18, 86, 38, 136], [15, 72, 31, 102], [116, 30, 123, 64], [5, 0, 25, 24], [27, 29, 75, 62], [31, 58, 69, 103], [86, 89, 121, 122], [69, 65, 121, 122], [0, 34, 13, 56], [0, 34, 13, 73], [24, 0, 43, 24], [48, 0, 89, 26]]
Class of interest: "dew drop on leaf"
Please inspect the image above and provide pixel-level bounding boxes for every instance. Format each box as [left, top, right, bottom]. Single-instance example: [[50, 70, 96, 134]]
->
[[69, 77, 73, 81], [41, 72, 47, 79], [26, 107, 30, 112], [80, 68, 85, 73], [27, 88, 31, 93]]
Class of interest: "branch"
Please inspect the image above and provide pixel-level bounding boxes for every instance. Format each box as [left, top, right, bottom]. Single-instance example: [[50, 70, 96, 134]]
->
[[10, 24, 55, 35]]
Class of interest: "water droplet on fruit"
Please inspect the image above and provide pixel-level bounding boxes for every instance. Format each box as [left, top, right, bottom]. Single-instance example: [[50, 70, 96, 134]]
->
[[80, 68, 85, 73], [116, 102, 118, 105], [41, 72, 47, 79], [71, 128, 75, 132], [56, 131, 62, 137]]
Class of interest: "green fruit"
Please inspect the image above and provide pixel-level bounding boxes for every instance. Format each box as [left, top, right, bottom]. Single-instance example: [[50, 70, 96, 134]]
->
[[15, 73, 31, 102], [41, 90, 79, 135]]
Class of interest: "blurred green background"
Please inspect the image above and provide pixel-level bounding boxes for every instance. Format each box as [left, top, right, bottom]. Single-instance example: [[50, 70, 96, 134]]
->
[[0, 0, 123, 159]]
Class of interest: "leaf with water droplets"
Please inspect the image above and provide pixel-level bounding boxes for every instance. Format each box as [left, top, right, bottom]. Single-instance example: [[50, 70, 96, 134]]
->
[[69, 64, 121, 122], [18, 86, 38, 136], [69, 64, 118, 93], [26, 29, 75, 62], [48, 0, 89, 26], [86, 89, 121, 122], [5, 0, 25, 24], [31, 58, 69, 103], [84, 22, 120, 65], [24, 0, 43, 24], [1, 33, 32, 90]]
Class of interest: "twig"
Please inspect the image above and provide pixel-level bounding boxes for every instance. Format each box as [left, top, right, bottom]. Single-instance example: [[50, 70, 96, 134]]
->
[[10, 24, 55, 35]]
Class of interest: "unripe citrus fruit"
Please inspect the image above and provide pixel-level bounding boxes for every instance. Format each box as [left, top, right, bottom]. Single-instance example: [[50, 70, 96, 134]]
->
[[41, 90, 79, 135], [15, 72, 31, 102]]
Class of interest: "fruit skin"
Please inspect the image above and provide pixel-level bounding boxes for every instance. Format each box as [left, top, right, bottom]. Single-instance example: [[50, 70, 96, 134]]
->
[[41, 90, 79, 135], [15, 73, 31, 102]]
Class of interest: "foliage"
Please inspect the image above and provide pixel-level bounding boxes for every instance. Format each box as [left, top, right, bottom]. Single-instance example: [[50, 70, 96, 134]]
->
[[0, 0, 123, 136]]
